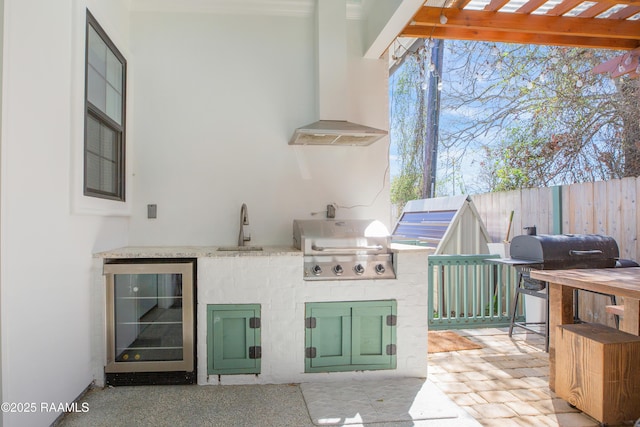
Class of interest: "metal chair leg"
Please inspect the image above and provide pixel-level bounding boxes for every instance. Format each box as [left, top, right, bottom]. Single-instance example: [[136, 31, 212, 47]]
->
[[509, 290, 520, 337], [509, 273, 523, 337]]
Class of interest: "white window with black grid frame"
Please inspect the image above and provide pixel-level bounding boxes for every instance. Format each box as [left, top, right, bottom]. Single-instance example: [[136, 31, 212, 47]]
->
[[84, 10, 126, 201]]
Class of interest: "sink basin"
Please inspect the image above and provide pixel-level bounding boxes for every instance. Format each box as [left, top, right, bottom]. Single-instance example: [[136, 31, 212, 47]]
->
[[217, 246, 263, 252]]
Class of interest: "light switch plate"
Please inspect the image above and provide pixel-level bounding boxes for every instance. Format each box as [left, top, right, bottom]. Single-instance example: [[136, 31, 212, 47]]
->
[[147, 204, 157, 219]]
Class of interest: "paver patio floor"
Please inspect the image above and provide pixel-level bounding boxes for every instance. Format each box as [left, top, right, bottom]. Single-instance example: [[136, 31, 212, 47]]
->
[[428, 327, 633, 427]]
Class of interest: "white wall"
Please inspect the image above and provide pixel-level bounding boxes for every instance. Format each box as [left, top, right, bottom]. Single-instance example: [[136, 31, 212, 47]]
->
[[0, 0, 129, 425], [0, 0, 4, 423], [0, 2, 392, 423], [127, 9, 391, 247]]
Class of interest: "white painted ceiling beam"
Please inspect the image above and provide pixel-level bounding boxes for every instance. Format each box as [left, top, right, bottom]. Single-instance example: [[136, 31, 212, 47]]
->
[[363, 0, 425, 59]]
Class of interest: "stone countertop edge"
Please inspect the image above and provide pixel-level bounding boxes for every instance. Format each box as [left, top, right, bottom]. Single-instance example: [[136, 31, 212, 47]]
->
[[390, 243, 434, 253], [94, 244, 430, 258], [93, 246, 302, 259]]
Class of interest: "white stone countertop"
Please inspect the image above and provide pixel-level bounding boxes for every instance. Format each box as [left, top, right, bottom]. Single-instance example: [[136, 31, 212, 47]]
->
[[389, 243, 435, 253], [94, 246, 301, 259], [94, 243, 431, 259]]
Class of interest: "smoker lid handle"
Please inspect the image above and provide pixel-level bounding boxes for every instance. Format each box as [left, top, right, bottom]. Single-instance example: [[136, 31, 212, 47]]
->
[[311, 244, 383, 252], [569, 249, 603, 256]]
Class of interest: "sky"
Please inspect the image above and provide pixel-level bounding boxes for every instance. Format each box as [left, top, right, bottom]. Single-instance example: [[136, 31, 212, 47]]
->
[[388, 40, 623, 197], [388, 51, 489, 197]]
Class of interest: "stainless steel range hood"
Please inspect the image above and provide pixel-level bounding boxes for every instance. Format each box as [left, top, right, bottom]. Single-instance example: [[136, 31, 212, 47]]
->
[[288, 0, 388, 147], [289, 120, 387, 146]]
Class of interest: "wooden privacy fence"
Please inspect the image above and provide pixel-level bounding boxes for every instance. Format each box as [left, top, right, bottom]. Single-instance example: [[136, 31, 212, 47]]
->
[[472, 176, 639, 328], [472, 176, 639, 261], [427, 254, 524, 329]]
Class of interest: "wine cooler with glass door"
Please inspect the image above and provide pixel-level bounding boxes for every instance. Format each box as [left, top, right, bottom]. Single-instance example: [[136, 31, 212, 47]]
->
[[103, 259, 196, 385]]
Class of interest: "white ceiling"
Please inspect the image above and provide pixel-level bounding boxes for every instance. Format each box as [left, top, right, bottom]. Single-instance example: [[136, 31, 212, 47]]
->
[[128, 0, 367, 18]]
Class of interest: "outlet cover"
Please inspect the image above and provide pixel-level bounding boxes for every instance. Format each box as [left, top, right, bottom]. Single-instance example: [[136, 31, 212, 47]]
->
[[147, 204, 157, 219]]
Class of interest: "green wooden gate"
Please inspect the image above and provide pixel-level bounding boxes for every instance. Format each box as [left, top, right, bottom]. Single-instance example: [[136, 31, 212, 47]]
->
[[428, 255, 524, 329]]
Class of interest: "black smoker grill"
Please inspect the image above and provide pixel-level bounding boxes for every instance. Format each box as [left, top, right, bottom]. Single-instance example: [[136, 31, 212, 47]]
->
[[496, 233, 622, 351], [510, 233, 619, 271], [510, 233, 619, 290]]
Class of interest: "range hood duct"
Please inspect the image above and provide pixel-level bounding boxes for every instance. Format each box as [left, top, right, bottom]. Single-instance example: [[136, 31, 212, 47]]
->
[[288, 0, 388, 147]]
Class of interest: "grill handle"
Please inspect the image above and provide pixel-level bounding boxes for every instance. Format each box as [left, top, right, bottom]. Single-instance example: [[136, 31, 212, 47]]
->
[[311, 244, 383, 252], [569, 249, 603, 256]]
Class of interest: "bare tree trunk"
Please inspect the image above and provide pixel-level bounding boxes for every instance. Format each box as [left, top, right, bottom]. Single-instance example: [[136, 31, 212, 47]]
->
[[422, 39, 444, 198], [414, 48, 426, 196], [620, 79, 640, 177]]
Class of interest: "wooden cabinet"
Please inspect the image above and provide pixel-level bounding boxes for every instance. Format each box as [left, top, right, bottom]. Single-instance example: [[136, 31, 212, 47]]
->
[[207, 304, 261, 375], [305, 300, 397, 373], [556, 322, 640, 425]]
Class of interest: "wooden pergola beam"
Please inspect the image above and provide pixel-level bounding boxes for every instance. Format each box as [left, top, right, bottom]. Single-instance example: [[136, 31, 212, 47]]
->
[[450, 0, 473, 9], [592, 47, 640, 73], [569, 0, 640, 6], [578, 2, 617, 18], [516, 0, 548, 14], [484, 0, 512, 12], [400, 25, 640, 50], [547, 0, 586, 16], [399, 1, 640, 77], [411, 7, 640, 41], [610, 5, 640, 19]]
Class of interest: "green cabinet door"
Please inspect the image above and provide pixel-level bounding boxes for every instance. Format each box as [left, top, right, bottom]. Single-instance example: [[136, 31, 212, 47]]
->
[[207, 304, 261, 374], [352, 305, 394, 366], [306, 305, 352, 368], [305, 300, 396, 373]]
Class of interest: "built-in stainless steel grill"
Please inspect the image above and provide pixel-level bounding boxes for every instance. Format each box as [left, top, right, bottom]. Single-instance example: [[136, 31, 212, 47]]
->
[[293, 219, 396, 281]]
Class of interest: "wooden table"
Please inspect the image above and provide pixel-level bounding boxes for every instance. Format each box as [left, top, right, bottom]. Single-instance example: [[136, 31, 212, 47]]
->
[[530, 267, 640, 391]]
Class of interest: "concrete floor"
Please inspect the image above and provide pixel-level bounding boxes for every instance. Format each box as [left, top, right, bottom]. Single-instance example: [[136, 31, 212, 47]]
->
[[56, 383, 314, 427], [57, 328, 635, 427]]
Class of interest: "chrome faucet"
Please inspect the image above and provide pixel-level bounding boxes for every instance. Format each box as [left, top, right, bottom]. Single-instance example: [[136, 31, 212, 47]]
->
[[238, 203, 251, 246]]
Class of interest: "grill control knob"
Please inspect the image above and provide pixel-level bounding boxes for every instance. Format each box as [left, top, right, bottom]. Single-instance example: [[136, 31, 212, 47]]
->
[[333, 265, 344, 275], [354, 264, 365, 275], [375, 264, 386, 275], [312, 265, 322, 276]]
